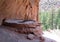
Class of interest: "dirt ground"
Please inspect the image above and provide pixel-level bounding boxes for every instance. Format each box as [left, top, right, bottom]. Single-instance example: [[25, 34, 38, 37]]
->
[[0, 26, 56, 42]]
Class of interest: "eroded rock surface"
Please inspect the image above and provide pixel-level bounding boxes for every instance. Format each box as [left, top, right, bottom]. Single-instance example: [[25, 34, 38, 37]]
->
[[0, 26, 56, 42], [0, 26, 40, 42]]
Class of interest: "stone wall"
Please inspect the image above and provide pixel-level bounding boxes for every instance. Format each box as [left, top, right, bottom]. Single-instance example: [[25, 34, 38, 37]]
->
[[0, 0, 40, 25]]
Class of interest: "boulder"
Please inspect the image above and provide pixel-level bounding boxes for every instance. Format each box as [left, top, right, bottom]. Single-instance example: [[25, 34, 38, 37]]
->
[[27, 34, 35, 40]]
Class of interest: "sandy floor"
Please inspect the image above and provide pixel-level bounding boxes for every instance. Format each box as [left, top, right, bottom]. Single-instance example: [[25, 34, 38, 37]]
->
[[43, 29, 60, 42], [0, 26, 56, 42]]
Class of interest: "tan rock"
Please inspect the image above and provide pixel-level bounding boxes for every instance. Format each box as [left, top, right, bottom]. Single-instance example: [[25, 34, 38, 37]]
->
[[0, 0, 40, 25]]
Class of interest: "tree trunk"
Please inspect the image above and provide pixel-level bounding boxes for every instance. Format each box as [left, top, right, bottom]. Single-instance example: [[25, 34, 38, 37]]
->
[[0, 0, 40, 25]]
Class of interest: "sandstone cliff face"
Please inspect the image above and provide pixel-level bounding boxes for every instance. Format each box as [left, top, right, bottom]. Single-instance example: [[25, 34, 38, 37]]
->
[[0, 0, 40, 25]]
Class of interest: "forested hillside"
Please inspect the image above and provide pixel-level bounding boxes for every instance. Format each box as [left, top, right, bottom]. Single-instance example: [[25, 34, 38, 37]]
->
[[39, 0, 60, 30]]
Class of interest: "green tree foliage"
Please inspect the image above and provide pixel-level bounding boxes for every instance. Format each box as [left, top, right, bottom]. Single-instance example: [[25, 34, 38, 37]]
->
[[39, 0, 60, 30], [40, 9, 60, 30]]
